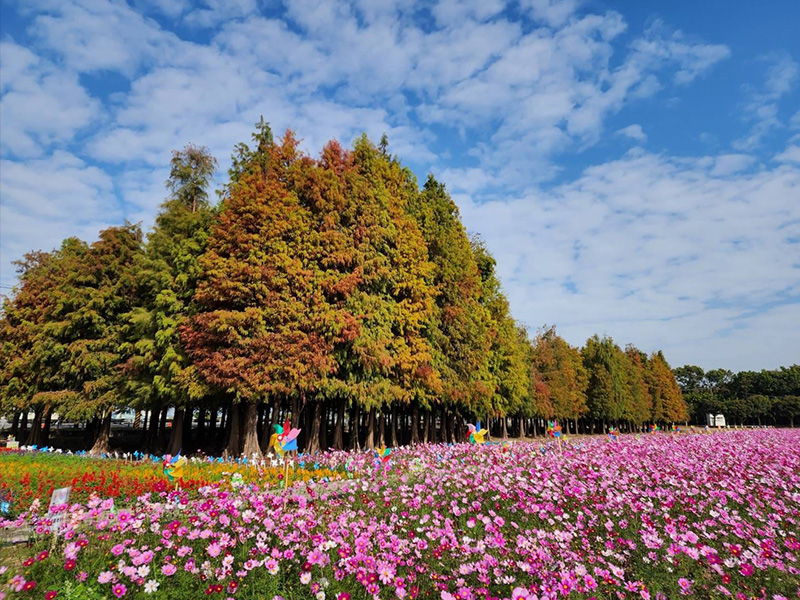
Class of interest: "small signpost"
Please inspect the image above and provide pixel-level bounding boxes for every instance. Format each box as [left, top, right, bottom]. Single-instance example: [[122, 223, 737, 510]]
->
[[5, 435, 19, 450], [49, 487, 71, 534]]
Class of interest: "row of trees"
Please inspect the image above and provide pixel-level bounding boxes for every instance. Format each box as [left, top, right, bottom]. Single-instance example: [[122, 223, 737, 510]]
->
[[0, 122, 689, 456], [674, 364, 800, 427]]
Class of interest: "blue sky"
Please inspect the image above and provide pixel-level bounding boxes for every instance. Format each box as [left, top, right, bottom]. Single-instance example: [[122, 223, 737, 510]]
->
[[1, 0, 798, 372]]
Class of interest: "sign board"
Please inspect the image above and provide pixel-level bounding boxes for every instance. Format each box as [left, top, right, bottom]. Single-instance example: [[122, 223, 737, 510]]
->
[[706, 413, 726, 428], [6, 441, 19, 449], [48, 487, 71, 533]]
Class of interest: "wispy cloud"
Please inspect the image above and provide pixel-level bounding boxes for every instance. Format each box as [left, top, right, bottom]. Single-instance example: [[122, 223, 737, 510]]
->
[[734, 53, 799, 151]]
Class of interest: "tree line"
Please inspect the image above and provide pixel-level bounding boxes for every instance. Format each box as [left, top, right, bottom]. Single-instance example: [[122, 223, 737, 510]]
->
[[674, 364, 800, 427], [0, 122, 689, 456]]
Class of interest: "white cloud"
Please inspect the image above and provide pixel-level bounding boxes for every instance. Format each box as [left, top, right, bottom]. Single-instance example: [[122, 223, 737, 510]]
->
[[0, 41, 101, 157], [459, 151, 800, 371], [0, 152, 119, 285], [616, 124, 647, 143], [520, 0, 580, 28], [774, 145, 800, 164], [710, 154, 755, 176], [25, 0, 177, 76]]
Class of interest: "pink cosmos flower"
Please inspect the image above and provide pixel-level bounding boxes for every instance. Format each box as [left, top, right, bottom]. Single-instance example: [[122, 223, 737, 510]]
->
[[678, 578, 692, 595], [98, 571, 114, 584]]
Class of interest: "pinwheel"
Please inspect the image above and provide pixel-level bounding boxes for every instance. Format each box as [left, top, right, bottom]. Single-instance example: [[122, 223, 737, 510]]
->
[[163, 452, 187, 484], [648, 424, 659, 434], [466, 422, 488, 445], [269, 419, 301, 459], [546, 420, 562, 438], [607, 426, 619, 441], [269, 419, 301, 489], [374, 444, 392, 463], [671, 424, 680, 434]]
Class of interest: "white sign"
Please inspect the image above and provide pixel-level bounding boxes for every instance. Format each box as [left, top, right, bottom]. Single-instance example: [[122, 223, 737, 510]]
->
[[49, 487, 71, 533]]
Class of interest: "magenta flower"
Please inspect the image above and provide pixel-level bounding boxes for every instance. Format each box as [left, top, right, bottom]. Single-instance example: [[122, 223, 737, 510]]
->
[[678, 578, 692, 595]]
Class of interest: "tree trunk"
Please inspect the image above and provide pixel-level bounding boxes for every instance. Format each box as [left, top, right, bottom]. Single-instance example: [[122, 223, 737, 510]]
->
[[291, 395, 301, 429], [41, 406, 53, 446], [197, 409, 206, 448], [410, 404, 420, 445], [501, 415, 508, 440], [11, 411, 20, 437], [224, 403, 241, 458], [332, 398, 345, 450], [89, 411, 113, 456], [423, 409, 431, 443], [145, 408, 159, 452], [365, 408, 376, 450], [306, 401, 322, 454], [262, 396, 281, 452], [167, 408, 185, 456], [319, 402, 328, 450], [241, 400, 261, 458], [20, 410, 29, 440], [208, 407, 217, 445], [378, 409, 386, 447], [183, 406, 193, 450], [350, 405, 361, 450], [26, 407, 43, 446], [256, 402, 265, 441], [390, 404, 399, 447], [159, 407, 169, 440]]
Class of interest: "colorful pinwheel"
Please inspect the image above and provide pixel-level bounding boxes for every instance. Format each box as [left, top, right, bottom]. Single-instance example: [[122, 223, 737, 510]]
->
[[163, 452, 186, 483], [648, 424, 659, 434], [546, 420, 562, 438], [607, 426, 619, 441], [375, 445, 392, 463], [269, 419, 301, 459], [466, 422, 488, 445]]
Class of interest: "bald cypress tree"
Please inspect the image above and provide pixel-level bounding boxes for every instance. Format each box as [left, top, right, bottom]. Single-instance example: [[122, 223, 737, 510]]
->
[[407, 175, 491, 441], [531, 326, 588, 429], [471, 237, 529, 438], [183, 128, 337, 458], [121, 145, 217, 455]]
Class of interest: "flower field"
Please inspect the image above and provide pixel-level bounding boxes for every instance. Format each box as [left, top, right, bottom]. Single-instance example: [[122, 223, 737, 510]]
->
[[0, 453, 343, 509], [1, 430, 799, 600]]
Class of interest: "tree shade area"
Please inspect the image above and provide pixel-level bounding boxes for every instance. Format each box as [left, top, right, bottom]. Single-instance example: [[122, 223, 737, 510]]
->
[[1, 122, 707, 457]]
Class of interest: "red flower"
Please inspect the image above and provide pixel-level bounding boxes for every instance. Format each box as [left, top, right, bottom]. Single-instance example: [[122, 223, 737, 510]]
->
[[37, 551, 49, 561], [46, 592, 58, 600], [64, 560, 76, 571], [23, 580, 37, 591]]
